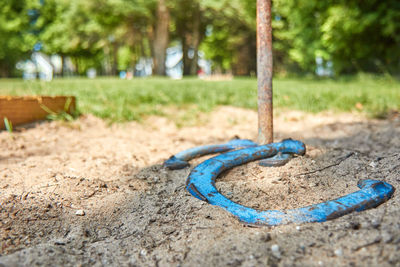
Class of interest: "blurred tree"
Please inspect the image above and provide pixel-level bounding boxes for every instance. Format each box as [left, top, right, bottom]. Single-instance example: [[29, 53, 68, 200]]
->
[[118, 0, 157, 73], [152, 0, 170, 75], [37, 0, 106, 74], [199, 0, 257, 75], [0, 0, 37, 77], [321, 0, 400, 74], [2, 0, 400, 77], [38, 0, 157, 75], [272, 0, 328, 74], [273, 0, 400, 75], [171, 0, 208, 76]]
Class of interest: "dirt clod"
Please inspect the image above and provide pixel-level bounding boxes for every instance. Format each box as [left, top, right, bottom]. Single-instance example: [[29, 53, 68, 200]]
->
[[75, 210, 85, 216]]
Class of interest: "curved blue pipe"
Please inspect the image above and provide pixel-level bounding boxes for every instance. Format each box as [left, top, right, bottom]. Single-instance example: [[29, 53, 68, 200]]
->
[[186, 139, 395, 226]]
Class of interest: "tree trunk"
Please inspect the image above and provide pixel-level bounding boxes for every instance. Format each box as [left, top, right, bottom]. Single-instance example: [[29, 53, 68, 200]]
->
[[0, 63, 10, 78], [153, 0, 170, 76], [112, 42, 119, 76], [189, 4, 201, 76], [60, 55, 64, 77], [74, 57, 80, 76], [233, 35, 257, 76], [182, 35, 192, 76]]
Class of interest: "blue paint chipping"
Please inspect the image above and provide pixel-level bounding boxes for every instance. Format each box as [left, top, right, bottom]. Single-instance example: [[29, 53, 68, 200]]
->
[[164, 139, 258, 170], [185, 139, 395, 226]]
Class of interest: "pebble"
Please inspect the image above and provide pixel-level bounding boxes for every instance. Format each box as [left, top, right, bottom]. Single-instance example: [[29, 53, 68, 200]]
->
[[75, 210, 85, 216], [369, 162, 377, 168], [371, 218, 381, 229], [381, 232, 393, 243], [359, 247, 367, 254], [298, 244, 306, 254], [271, 244, 281, 259], [334, 248, 343, 257], [260, 233, 271, 242]]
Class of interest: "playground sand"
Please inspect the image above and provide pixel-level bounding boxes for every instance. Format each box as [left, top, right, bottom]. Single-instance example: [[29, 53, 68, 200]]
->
[[0, 106, 399, 266]]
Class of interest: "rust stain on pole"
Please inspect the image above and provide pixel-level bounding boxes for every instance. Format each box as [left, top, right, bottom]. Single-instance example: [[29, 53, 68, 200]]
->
[[257, 0, 273, 144]]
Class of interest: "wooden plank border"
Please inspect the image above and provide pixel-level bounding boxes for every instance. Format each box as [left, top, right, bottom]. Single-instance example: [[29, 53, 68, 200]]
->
[[0, 96, 76, 130]]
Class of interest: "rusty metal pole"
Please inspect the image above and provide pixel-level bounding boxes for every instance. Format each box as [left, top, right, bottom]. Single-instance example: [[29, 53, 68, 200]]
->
[[257, 0, 273, 144]]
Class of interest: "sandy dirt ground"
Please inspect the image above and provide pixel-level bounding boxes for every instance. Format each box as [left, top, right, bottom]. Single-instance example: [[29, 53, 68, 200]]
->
[[0, 106, 399, 267]]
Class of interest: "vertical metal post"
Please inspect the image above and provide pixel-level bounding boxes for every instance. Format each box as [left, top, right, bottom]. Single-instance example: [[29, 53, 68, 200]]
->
[[257, 0, 273, 144]]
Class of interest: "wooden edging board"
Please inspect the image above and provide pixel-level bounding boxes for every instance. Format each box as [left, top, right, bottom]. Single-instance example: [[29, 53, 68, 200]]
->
[[0, 96, 76, 130]]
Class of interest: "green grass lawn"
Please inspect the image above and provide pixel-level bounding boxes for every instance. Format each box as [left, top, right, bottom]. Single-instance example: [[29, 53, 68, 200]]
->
[[0, 75, 399, 123]]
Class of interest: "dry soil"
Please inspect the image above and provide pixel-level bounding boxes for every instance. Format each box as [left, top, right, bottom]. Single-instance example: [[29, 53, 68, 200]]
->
[[0, 107, 399, 267]]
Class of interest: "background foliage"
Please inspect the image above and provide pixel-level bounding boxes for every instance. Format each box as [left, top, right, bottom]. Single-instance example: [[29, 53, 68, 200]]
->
[[0, 0, 399, 77]]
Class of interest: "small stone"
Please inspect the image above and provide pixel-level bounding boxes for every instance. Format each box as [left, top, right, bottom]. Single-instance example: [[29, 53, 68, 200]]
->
[[359, 247, 367, 254], [371, 219, 381, 229], [334, 248, 343, 257], [260, 233, 271, 242], [54, 240, 66, 246], [75, 210, 85, 216], [381, 232, 393, 243], [129, 258, 137, 265], [271, 244, 281, 259], [369, 162, 377, 168], [296, 226, 301, 231], [140, 249, 147, 257], [298, 244, 306, 254]]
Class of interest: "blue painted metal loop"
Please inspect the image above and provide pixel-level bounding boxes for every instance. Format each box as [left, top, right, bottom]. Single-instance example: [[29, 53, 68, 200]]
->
[[164, 139, 258, 170], [186, 139, 395, 226]]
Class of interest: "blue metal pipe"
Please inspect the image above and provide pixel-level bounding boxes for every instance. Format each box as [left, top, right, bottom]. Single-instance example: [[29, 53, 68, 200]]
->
[[186, 139, 395, 226]]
